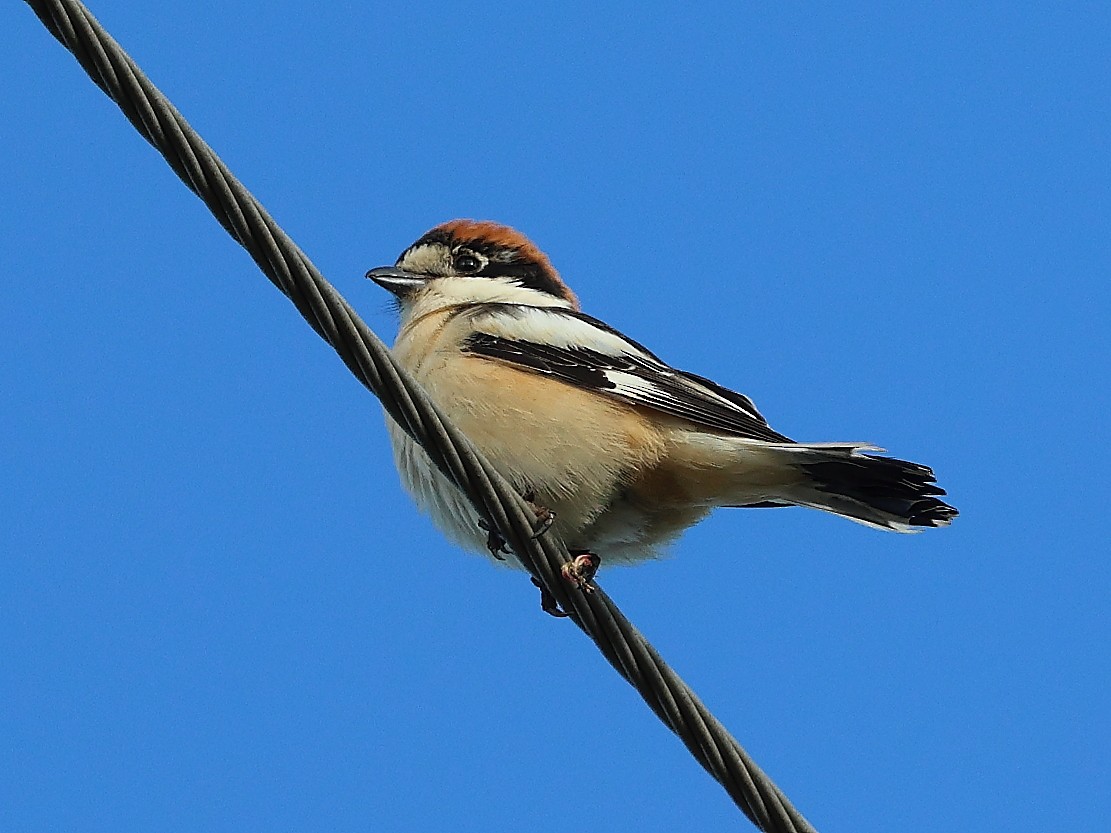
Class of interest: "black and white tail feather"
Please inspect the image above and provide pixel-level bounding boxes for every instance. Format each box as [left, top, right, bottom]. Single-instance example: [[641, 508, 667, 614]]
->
[[461, 302, 958, 532], [739, 442, 956, 532]]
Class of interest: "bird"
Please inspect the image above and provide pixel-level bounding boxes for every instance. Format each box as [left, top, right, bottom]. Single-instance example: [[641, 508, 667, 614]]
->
[[367, 220, 957, 613]]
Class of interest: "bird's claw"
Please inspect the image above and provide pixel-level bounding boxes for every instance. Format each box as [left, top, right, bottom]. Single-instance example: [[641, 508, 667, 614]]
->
[[477, 493, 554, 560], [562, 550, 600, 593], [529, 506, 556, 539], [520, 490, 556, 539], [531, 550, 601, 618], [477, 518, 509, 560], [531, 576, 569, 618]]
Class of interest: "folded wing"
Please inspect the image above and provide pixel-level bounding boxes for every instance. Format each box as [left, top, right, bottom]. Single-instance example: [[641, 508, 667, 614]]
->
[[461, 304, 792, 444]]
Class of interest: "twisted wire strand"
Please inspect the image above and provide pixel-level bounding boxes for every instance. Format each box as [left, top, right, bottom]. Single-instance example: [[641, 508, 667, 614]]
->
[[23, 2, 819, 830]]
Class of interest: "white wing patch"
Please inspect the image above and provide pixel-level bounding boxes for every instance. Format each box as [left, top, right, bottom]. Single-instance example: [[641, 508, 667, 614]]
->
[[460, 304, 791, 443], [472, 303, 650, 356]]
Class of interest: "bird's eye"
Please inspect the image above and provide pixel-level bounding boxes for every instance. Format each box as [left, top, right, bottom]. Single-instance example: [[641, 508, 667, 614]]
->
[[453, 252, 483, 274]]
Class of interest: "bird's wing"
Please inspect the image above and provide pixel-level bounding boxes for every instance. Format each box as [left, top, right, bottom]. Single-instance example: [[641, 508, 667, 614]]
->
[[459, 304, 793, 443]]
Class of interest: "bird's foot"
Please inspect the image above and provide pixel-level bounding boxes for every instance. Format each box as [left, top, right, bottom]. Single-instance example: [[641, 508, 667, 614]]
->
[[562, 550, 600, 593], [521, 490, 556, 539], [528, 505, 556, 539], [477, 498, 554, 560], [477, 518, 509, 561], [530, 551, 601, 618], [531, 576, 569, 618]]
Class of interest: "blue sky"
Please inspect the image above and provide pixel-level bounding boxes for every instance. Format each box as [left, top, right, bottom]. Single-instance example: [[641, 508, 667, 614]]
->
[[2, 2, 1108, 831]]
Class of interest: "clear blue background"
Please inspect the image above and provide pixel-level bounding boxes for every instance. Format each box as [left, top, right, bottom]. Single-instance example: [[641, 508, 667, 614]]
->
[[3, 3, 1108, 831]]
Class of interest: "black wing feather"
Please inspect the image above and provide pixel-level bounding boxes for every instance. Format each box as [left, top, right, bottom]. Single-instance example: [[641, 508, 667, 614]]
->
[[461, 310, 792, 444]]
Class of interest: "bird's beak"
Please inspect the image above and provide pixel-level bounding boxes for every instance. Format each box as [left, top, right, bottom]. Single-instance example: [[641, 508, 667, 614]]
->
[[365, 265, 428, 296]]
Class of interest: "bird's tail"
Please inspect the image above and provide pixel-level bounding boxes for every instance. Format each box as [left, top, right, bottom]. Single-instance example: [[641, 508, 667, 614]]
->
[[760, 443, 958, 532]]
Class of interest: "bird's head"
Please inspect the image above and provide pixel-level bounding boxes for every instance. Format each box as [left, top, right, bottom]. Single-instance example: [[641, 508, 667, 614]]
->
[[366, 220, 579, 311]]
